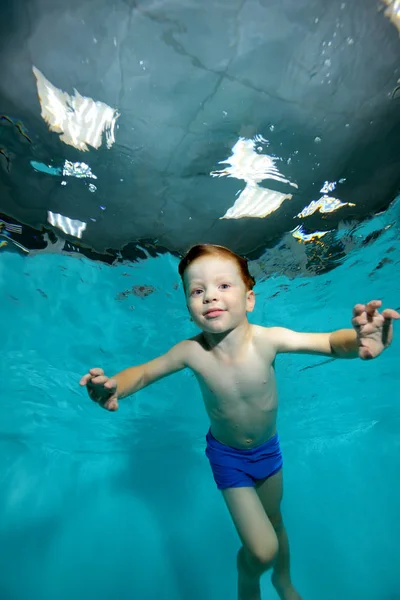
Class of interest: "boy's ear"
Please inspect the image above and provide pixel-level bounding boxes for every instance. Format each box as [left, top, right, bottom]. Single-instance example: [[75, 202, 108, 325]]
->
[[246, 289, 256, 313]]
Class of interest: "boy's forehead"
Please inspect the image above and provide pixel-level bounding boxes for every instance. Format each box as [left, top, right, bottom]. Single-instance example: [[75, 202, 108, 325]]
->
[[185, 256, 240, 281]]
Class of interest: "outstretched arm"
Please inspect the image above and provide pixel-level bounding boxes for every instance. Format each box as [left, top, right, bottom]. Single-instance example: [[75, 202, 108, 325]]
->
[[115, 339, 191, 398], [269, 300, 399, 360], [268, 327, 355, 358], [80, 339, 192, 411]]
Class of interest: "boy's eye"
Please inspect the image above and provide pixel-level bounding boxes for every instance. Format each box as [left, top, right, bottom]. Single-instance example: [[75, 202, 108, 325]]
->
[[191, 289, 203, 296], [220, 284, 230, 289]]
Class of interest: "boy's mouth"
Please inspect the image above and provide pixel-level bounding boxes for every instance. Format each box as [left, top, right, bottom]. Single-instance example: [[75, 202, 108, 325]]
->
[[204, 309, 225, 318]]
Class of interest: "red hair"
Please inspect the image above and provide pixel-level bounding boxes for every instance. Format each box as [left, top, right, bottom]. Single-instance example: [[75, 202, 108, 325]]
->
[[178, 244, 255, 290]]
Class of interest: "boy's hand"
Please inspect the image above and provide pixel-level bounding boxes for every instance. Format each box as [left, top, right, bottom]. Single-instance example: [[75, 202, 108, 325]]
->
[[79, 368, 119, 411], [352, 300, 400, 360]]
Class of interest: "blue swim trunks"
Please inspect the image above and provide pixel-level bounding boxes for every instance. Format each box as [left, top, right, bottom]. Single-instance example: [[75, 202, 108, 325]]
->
[[205, 429, 283, 490]]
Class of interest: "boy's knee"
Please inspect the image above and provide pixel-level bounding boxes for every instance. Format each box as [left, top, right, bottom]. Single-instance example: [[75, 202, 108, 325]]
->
[[253, 541, 278, 569], [241, 538, 279, 573]]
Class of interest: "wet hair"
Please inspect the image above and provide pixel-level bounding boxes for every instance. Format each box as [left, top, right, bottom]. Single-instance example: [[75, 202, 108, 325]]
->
[[178, 244, 256, 291]]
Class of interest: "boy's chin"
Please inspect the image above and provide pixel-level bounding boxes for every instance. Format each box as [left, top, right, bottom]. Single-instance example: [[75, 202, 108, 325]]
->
[[201, 321, 233, 334]]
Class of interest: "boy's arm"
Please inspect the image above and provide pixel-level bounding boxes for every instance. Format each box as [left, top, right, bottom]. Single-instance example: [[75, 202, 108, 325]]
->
[[267, 327, 358, 359], [114, 339, 192, 398], [267, 300, 399, 360]]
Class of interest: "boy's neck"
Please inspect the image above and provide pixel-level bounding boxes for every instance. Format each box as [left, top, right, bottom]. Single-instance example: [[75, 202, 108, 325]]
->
[[201, 320, 253, 359]]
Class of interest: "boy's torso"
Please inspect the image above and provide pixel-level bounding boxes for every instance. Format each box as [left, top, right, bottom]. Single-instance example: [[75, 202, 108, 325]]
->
[[186, 324, 278, 449]]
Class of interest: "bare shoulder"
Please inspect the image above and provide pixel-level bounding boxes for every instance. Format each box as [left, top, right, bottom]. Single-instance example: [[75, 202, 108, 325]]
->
[[167, 336, 202, 363], [169, 334, 207, 365], [251, 324, 281, 357], [142, 336, 202, 386], [185, 333, 209, 361]]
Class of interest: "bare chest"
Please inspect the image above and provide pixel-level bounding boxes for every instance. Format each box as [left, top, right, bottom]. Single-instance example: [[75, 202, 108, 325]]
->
[[192, 347, 275, 403]]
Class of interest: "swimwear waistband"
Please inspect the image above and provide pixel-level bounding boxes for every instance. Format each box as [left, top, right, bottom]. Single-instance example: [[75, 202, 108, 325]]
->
[[206, 428, 280, 456]]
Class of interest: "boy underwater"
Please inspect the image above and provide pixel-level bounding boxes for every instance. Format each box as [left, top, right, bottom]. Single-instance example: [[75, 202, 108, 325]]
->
[[80, 243, 399, 600]]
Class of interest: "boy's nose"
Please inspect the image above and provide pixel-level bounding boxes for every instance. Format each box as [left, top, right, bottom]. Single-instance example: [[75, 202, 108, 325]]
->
[[203, 289, 218, 303]]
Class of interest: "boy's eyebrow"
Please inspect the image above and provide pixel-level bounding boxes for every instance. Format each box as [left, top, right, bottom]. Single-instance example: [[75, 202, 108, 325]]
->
[[186, 278, 202, 285], [188, 275, 234, 286]]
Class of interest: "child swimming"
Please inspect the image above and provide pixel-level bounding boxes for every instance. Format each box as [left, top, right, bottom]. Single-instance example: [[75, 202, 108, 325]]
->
[[80, 243, 399, 600]]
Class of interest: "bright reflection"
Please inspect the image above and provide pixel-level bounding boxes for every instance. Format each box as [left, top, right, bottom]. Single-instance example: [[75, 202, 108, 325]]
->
[[31, 160, 97, 180], [211, 137, 297, 219], [292, 225, 331, 242], [296, 196, 355, 218], [33, 66, 120, 152], [381, 0, 400, 34], [62, 161, 97, 179], [212, 138, 297, 186], [47, 211, 87, 239], [320, 181, 337, 194], [220, 185, 293, 220]]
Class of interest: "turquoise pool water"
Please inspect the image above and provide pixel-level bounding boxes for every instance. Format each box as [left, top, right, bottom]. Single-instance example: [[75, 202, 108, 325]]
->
[[1, 201, 399, 600]]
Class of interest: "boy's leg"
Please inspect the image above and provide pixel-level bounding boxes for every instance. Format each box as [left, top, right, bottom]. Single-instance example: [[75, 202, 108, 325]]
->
[[222, 486, 279, 600], [256, 470, 302, 600]]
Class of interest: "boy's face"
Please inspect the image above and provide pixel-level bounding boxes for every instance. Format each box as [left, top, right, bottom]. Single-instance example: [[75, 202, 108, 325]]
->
[[183, 256, 255, 333]]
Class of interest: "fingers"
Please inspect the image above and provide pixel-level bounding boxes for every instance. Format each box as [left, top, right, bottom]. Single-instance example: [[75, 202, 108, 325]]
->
[[353, 300, 381, 315], [104, 378, 117, 390], [352, 300, 382, 326], [79, 368, 104, 386], [89, 368, 104, 376], [104, 395, 119, 411], [352, 302, 398, 350], [359, 347, 373, 360], [352, 304, 365, 317], [87, 375, 109, 386], [79, 369, 119, 411], [381, 309, 400, 346], [88, 377, 117, 391], [79, 368, 107, 386], [79, 374, 92, 386], [353, 301, 399, 325], [365, 300, 382, 318], [352, 306, 367, 328], [382, 308, 400, 320]]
